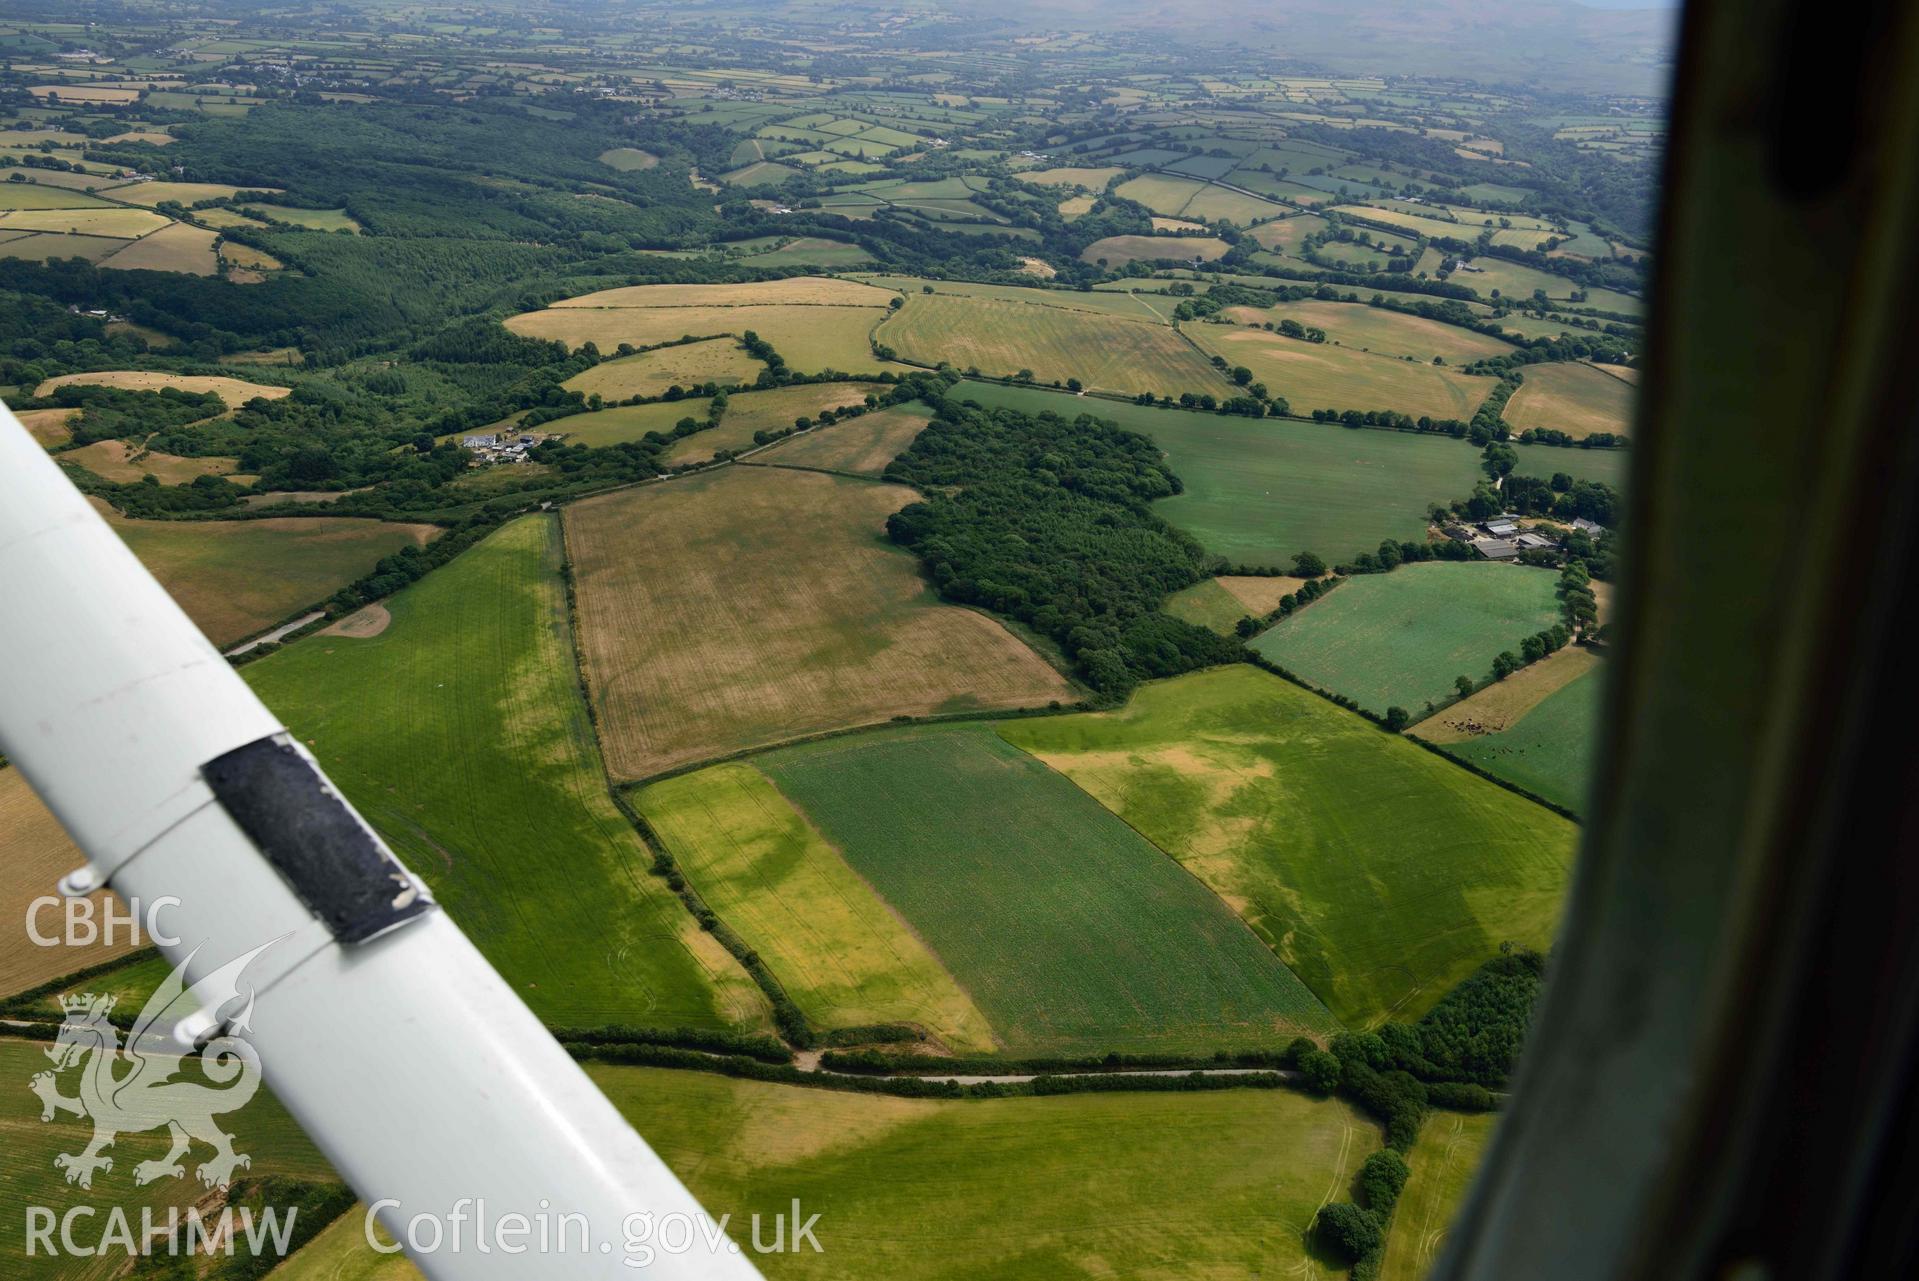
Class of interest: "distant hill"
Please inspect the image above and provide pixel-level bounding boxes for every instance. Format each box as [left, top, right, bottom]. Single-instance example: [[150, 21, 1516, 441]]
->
[[931, 0, 1678, 96]]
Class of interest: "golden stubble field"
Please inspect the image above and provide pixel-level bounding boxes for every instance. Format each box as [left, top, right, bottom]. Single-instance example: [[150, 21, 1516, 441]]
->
[[507, 277, 904, 376], [565, 466, 1074, 780]]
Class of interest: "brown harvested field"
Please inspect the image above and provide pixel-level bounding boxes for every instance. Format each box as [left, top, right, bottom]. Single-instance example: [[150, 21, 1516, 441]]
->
[[0, 206, 171, 237], [92, 498, 438, 646], [62, 438, 243, 484], [1597, 364, 1640, 385], [756, 404, 933, 476], [562, 337, 764, 401], [1058, 195, 1096, 219], [1503, 361, 1636, 439], [13, 406, 78, 445], [37, 370, 292, 406], [1080, 235, 1231, 267], [662, 383, 884, 466], [100, 222, 220, 274], [548, 276, 892, 309], [1218, 575, 1311, 614], [0, 766, 145, 998], [565, 466, 1074, 780], [28, 85, 141, 104], [1417, 646, 1602, 742], [102, 130, 175, 145], [507, 303, 892, 377]]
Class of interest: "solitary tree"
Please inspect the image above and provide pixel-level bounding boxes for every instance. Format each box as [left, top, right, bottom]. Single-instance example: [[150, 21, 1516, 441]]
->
[[1383, 706, 1410, 732]]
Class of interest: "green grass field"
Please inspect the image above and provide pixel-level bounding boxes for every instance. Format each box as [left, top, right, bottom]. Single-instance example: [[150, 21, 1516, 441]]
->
[[1509, 441, 1628, 487], [1445, 662, 1604, 814], [271, 1210, 417, 1280], [0, 1039, 334, 1280], [754, 723, 1338, 1053], [952, 382, 1485, 568], [1380, 1112, 1500, 1281], [1002, 667, 1578, 1026], [1078, 234, 1231, 267], [551, 400, 703, 447], [601, 1067, 1374, 1279], [877, 294, 1229, 398], [637, 762, 998, 1051], [287, 1066, 1376, 1281], [1254, 563, 1563, 715], [1187, 325, 1498, 421], [247, 515, 770, 1032]]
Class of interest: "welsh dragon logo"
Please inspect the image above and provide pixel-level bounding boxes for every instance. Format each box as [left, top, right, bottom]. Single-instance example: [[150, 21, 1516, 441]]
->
[[30, 941, 278, 1191]]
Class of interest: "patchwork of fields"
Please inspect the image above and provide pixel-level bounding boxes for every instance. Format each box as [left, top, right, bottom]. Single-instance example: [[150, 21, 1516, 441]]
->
[[952, 381, 1485, 567], [565, 466, 1073, 780], [755, 724, 1338, 1053], [1003, 667, 1579, 1026], [3, 28, 1653, 1281], [1254, 562, 1564, 715], [248, 515, 770, 1031]]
